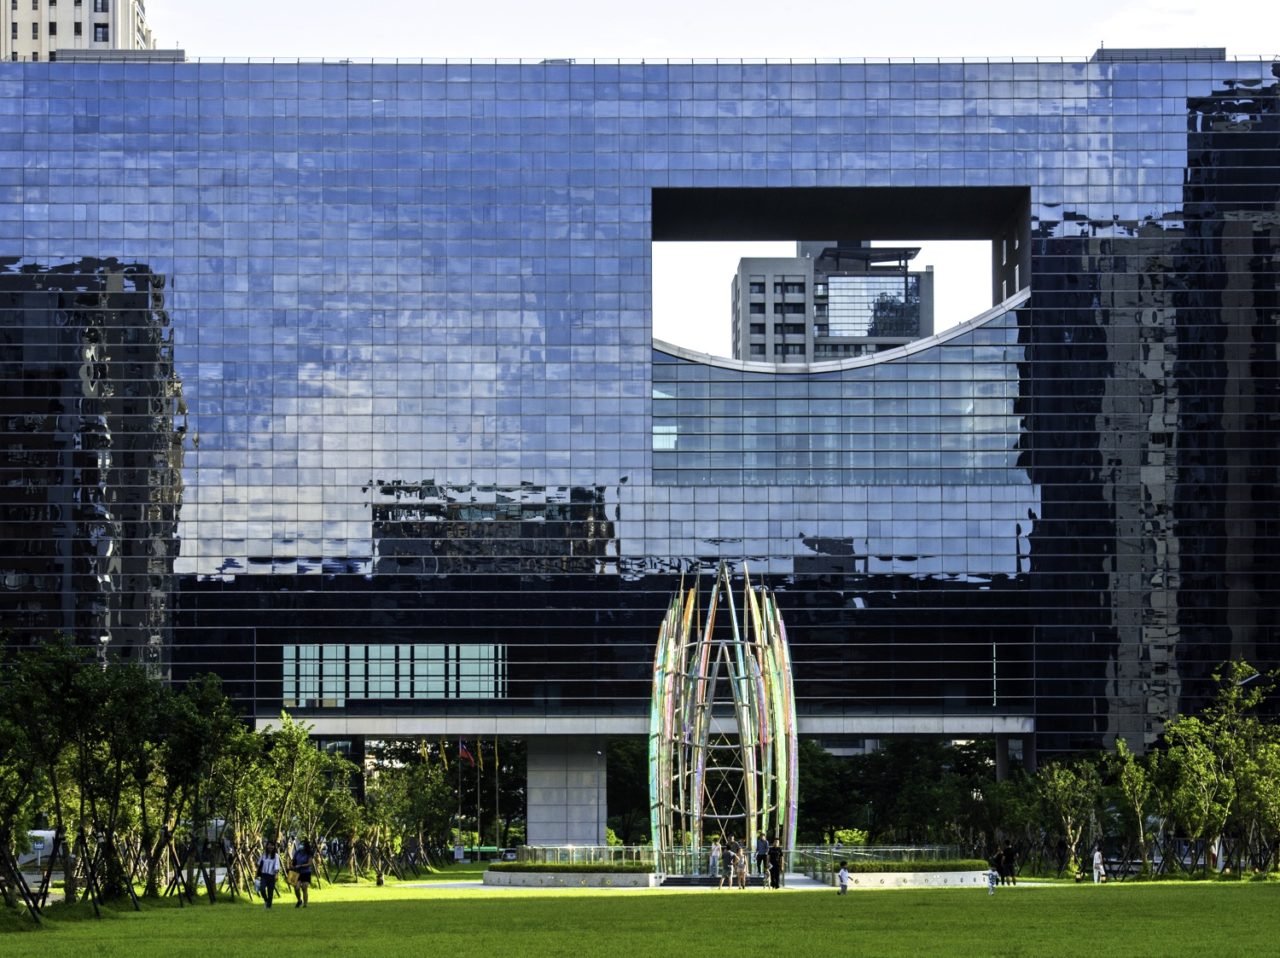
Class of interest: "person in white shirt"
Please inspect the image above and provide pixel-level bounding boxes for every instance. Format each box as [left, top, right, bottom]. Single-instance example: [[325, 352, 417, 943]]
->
[[257, 840, 282, 908], [837, 861, 849, 895], [1092, 847, 1105, 884]]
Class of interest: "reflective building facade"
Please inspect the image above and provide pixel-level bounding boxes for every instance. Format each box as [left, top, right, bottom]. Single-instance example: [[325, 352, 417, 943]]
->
[[1, 52, 1278, 782]]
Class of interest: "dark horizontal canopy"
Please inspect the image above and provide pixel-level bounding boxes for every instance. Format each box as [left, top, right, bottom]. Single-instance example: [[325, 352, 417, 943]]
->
[[651, 186, 1030, 242]]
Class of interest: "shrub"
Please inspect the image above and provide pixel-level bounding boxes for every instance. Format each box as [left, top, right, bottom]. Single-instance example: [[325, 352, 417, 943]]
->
[[833, 828, 869, 846]]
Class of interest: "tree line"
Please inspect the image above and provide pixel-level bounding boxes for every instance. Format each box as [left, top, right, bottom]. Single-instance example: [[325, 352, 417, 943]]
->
[[0, 639, 517, 925], [795, 660, 1280, 878], [6, 643, 1278, 926]]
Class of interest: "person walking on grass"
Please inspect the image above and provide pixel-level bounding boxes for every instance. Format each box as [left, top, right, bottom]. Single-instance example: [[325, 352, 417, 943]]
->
[[257, 840, 281, 909], [736, 845, 749, 889], [837, 861, 849, 895], [292, 840, 315, 907], [719, 843, 736, 889]]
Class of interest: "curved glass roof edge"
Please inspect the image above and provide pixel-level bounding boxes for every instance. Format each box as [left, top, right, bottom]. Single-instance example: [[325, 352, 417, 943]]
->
[[654, 286, 1031, 374]]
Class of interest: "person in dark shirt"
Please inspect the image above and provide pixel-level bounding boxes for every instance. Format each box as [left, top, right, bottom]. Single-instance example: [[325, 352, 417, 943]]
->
[[291, 841, 315, 908], [755, 835, 769, 877], [1002, 845, 1017, 885], [767, 838, 784, 889], [719, 842, 736, 889]]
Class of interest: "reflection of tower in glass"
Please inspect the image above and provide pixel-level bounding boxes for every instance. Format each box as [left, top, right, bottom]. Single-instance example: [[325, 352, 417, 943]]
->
[[0, 258, 185, 670], [366, 480, 618, 575], [1175, 76, 1280, 711]]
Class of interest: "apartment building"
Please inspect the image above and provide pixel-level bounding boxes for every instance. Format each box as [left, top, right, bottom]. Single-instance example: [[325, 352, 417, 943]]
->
[[731, 242, 935, 364], [2, 0, 154, 61]]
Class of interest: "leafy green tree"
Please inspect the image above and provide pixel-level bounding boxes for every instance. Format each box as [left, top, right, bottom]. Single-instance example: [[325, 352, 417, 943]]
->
[[1111, 739, 1153, 873], [0, 647, 48, 910], [970, 774, 1033, 854], [206, 714, 270, 895], [6, 639, 85, 847], [1161, 662, 1271, 873], [367, 742, 456, 866], [797, 739, 854, 844], [606, 737, 649, 845], [261, 712, 322, 843], [847, 738, 994, 845], [1164, 716, 1233, 872], [1037, 758, 1100, 875], [1204, 662, 1279, 872], [1237, 737, 1280, 872]]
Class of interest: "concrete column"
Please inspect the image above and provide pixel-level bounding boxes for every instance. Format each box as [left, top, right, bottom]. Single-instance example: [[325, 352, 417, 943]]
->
[[995, 734, 1010, 782], [1022, 735, 1037, 774], [350, 736, 367, 802], [526, 735, 607, 845]]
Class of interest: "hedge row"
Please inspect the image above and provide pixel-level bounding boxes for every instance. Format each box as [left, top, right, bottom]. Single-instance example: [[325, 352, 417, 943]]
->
[[843, 859, 989, 873], [487, 862, 655, 874]]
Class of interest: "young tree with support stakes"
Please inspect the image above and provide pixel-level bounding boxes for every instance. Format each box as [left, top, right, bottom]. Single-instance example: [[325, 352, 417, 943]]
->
[[1110, 739, 1153, 875], [1037, 758, 1100, 876]]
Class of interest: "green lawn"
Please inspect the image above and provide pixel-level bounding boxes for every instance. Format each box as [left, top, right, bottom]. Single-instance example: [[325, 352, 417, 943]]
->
[[4, 879, 1279, 957]]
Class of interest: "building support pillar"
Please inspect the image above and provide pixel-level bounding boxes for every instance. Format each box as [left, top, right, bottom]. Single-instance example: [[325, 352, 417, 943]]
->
[[526, 735, 607, 845], [995, 734, 1010, 782]]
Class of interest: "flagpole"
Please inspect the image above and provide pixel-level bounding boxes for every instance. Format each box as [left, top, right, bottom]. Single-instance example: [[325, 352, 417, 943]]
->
[[494, 737, 501, 848], [475, 741, 482, 853]]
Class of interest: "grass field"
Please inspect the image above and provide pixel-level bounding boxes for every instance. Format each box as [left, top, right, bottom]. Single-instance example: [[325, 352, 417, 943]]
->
[[3, 874, 1279, 957]]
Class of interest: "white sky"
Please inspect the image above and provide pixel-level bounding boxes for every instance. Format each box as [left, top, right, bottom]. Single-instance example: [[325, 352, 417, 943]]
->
[[146, 0, 1275, 357]]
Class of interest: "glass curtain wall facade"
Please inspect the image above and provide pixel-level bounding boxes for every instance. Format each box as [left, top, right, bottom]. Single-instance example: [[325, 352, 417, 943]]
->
[[1, 55, 1278, 759]]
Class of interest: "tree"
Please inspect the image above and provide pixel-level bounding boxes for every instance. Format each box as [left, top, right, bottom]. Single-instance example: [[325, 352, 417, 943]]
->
[[797, 739, 854, 844], [6, 639, 86, 873], [1161, 661, 1271, 873], [606, 737, 649, 845], [1237, 737, 1280, 872], [365, 742, 458, 872], [0, 645, 47, 913], [1111, 739, 1153, 873], [206, 715, 270, 896], [261, 713, 323, 843], [1205, 662, 1279, 872], [846, 738, 992, 845], [1164, 716, 1233, 872], [1037, 758, 1100, 875]]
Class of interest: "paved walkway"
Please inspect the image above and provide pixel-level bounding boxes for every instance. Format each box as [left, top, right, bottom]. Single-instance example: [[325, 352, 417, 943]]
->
[[691, 874, 829, 891]]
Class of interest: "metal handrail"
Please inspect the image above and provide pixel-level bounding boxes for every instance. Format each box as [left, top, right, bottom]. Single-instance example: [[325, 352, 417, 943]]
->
[[516, 843, 964, 879], [519, 845, 656, 867]]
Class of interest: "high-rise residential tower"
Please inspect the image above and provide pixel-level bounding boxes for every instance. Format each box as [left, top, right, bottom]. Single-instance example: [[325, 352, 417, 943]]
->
[[731, 242, 935, 363], [2, 0, 155, 62]]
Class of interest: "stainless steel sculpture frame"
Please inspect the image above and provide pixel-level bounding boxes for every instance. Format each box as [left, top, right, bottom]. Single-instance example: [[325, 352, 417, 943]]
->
[[649, 561, 798, 873]]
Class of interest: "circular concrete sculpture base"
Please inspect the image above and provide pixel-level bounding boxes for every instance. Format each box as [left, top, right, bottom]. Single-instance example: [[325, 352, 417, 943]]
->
[[484, 871, 658, 888], [846, 870, 989, 889]]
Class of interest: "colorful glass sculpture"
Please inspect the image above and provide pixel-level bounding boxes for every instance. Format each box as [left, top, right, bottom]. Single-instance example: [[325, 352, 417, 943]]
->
[[649, 561, 798, 873]]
